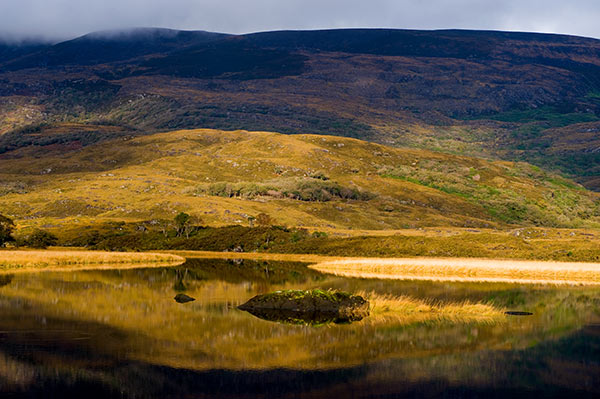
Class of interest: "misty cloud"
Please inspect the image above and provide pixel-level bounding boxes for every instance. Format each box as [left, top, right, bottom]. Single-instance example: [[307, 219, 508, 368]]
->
[[1, 0, 600, 42]]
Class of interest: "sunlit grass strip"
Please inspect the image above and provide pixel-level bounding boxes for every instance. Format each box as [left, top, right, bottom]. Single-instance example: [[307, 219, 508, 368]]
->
[[0, 250, 185, 272], [364, 292, 505, 325], [310, 258, 600, 285], [163, 250, 341, 263]]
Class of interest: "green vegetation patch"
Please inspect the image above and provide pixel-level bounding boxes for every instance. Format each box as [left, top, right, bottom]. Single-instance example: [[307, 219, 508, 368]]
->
[[69, 224, 326, 253], [377, 160, 600, 227], [197, 178, 374, 202], [468, 106, 599, 146], [483, 106, 598, 125]]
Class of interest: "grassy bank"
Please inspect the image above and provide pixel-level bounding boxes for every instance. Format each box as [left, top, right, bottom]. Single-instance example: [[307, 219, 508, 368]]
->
[[269, 230, 600, 262], [45, 224, 600, 262], [311, 258, 600, 285], [0, 250, 184, 272]]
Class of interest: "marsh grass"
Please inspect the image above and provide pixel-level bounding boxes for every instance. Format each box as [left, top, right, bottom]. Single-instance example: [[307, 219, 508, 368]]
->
[[0, 250, 184, 272], [311, 258, 600, 285], [363, 291, 505, 325]]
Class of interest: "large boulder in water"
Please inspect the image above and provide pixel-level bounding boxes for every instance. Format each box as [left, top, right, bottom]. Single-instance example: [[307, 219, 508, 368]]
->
[[238, 289, 369, 324]]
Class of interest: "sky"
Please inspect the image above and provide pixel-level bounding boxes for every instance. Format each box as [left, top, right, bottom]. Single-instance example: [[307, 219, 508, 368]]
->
[[1, 0, 600, 42]]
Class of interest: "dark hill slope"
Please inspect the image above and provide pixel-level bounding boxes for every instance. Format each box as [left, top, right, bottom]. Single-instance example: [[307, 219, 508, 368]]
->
[[0, 41, 50, 64], [1, 28, 600, 189], [2, 28, 230, 69]]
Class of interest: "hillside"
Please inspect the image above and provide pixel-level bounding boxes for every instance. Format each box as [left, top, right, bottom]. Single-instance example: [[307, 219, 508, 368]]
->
[[1, 28, 600, 190], [0, 128, 598, 236]]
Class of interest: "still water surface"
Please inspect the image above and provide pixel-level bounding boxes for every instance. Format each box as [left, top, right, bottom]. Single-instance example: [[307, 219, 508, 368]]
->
[[0, 258, 598, 398]]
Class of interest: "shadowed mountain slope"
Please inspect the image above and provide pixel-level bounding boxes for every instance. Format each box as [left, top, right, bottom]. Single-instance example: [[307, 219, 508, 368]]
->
[[2, 28, 229, 69]]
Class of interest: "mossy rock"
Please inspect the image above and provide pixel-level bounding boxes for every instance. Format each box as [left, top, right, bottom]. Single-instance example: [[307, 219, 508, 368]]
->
[[238, 289, 369, 324]]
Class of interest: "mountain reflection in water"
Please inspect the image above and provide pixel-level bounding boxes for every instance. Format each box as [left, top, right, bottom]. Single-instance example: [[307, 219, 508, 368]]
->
[[0, 257, 597, 398]]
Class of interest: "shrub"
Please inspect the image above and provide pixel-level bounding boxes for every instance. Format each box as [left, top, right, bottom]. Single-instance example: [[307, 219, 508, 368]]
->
[[24, 229, 58, 249], [309, 171, 330, 180], [174, 212, 191, 237], [199, 178, 373, 202], [256, 213, 273, 227], [0, 214, 15, 246]]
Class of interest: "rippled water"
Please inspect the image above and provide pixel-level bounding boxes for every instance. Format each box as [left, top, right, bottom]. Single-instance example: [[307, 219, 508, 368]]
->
[[0, 257, 598, 398]]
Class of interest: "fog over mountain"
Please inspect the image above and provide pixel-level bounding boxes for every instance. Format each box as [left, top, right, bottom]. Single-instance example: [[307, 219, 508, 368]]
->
[[2, 0, 600, 41]]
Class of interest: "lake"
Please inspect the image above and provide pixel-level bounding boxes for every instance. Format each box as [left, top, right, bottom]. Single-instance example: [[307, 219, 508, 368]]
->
[[0, 257, 598, 398]]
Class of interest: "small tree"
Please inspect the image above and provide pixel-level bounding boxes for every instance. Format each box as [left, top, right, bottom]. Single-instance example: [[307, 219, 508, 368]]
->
[[26, 229, 58, 249], [183, 215, 202, 239], [174, 212, 191, 237], [0, 214, 15, 247], [256, 213, 273, 227], [247, 215, 256, 227], [155, 219, 173, 238]]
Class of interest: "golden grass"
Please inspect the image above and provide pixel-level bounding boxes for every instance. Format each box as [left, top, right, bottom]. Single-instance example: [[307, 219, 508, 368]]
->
[[364, 292, 505, 325], [0, 250, 185, 272], [163, 250, 342, 263], [310, 258, 600, 285]]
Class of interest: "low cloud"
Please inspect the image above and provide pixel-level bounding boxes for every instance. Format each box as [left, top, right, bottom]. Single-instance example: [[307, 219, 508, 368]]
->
[[1, 0, 599, 42]]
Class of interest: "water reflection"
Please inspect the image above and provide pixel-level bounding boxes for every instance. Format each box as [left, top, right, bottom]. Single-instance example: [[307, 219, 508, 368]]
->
[[240, 307, 365, 326], [0, 257, 597, 397]]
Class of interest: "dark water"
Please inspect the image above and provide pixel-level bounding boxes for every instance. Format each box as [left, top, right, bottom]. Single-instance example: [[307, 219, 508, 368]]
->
[[0, 258, 598, 398]]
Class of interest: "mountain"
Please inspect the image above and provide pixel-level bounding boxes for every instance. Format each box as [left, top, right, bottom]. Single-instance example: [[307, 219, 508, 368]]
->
[[1, 27, 600, 194], [1, 28, 229, 68], [0, 38, 51, 64]]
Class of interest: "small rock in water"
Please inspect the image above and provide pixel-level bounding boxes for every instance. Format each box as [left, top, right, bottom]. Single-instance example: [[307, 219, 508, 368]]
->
[[505, 311, 533, 316], [174, 293, 196, 303]]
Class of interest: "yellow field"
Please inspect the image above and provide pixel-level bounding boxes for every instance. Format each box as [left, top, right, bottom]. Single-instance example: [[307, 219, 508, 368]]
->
[[0, 250, 185, 272], [310, 257, 600, 285]]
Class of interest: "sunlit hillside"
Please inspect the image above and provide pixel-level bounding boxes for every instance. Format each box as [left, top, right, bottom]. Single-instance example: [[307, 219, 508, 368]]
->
[[0, 128, 599, 235]]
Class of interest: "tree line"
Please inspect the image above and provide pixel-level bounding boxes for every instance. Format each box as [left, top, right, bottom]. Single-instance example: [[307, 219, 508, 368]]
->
[[0, 211, 277, 249], [0, 213, 58, 249]]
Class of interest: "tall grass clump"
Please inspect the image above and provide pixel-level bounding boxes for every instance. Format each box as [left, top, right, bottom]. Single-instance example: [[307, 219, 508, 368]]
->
[[362, 291, 505, 325]]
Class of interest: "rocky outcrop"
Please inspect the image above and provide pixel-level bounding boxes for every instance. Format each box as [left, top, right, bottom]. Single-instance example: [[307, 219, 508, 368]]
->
[[238, 289, 369, 324]]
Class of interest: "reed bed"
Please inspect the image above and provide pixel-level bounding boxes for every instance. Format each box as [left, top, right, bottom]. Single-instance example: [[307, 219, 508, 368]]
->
[[363, 292, 505, 325], [310, 258, 600, 285], [0, 250, 185, 272]]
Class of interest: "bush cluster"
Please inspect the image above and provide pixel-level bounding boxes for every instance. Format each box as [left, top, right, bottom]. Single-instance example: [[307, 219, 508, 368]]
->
[[199, 178, 373, 202]]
